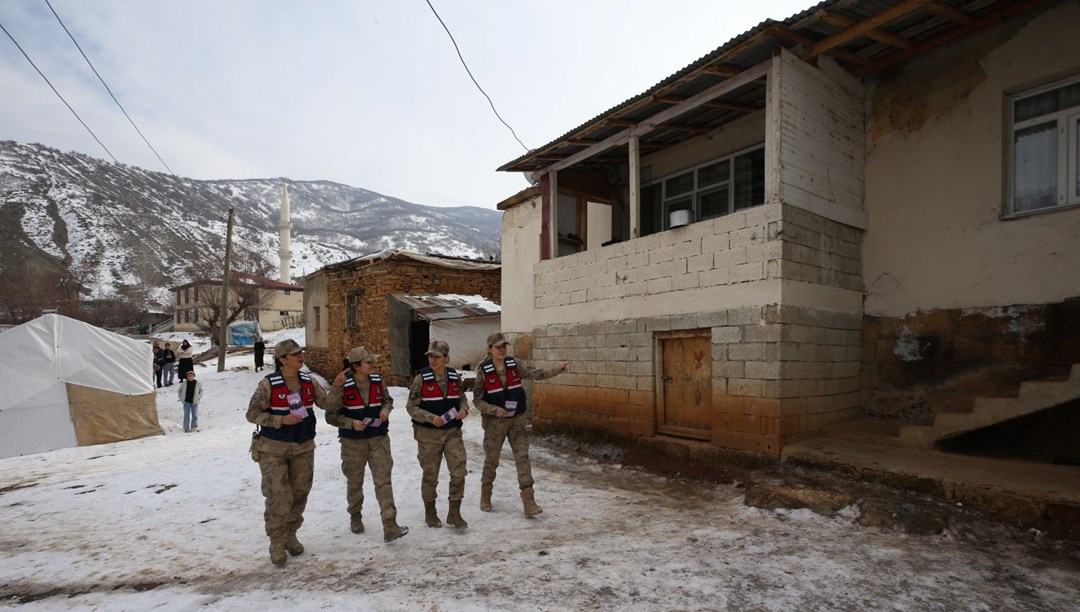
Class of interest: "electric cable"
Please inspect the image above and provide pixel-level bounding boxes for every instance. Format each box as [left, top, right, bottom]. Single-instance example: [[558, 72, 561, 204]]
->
[[423, 0, 530, 152], [45, 0, 175, 174], [0, 18, 119, 163]]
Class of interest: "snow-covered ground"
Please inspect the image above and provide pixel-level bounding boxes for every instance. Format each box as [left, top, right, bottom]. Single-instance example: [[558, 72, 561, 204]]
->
[[1, 336, 1079, 610]]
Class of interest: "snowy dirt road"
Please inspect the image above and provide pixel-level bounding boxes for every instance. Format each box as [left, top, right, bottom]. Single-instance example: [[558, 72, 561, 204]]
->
[[1, 353, 1079, 611]]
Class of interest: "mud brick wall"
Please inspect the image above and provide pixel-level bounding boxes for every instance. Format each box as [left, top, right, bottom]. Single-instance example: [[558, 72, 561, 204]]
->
[[527, 304, 860, 457], [306, 261, 500, 386], [863, 298, 1080, 422]]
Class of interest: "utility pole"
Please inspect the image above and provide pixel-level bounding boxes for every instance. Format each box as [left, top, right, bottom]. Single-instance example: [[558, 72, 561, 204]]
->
[[217, 207, 235, 372]]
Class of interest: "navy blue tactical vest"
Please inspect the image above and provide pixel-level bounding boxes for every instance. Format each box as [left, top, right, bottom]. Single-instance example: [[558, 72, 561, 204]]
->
[[479, 356, 528, 416], [413, 366, 463, 430], [259, 371, 317, 443], [339, 373, 389, 440]]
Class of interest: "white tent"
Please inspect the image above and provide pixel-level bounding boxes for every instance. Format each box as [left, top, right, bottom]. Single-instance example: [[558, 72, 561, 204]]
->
[[0, 314, 163, 459]]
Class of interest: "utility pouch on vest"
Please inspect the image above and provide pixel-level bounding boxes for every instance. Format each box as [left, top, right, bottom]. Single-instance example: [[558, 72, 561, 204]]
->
[[250, 429, 261, 462]]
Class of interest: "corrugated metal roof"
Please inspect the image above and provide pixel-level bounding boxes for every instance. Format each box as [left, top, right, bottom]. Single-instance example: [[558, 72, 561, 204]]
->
[[498, 0, 1056, 173], [390, 293, 501, 321]]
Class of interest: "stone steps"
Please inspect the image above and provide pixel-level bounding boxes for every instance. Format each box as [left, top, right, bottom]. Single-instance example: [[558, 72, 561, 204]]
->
[[899, 364, 1080, 448]]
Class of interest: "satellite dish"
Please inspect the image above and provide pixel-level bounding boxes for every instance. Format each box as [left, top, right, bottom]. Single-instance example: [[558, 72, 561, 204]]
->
[[522, 171, 539, 186]]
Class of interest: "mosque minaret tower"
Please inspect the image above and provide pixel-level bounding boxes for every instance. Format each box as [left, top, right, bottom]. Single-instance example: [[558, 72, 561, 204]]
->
[[279, 181, 293, 284]]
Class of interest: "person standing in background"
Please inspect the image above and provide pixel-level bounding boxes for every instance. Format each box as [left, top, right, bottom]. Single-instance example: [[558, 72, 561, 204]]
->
[[177, 339, 195, 380], [177, 370, 203, 433], [161, 342, 177, 386], [152, 342, 164, 388], [253, 337, 266, 372]]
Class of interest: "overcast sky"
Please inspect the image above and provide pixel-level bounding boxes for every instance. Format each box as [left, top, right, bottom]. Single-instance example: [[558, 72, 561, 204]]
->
[[1, 0, 812, 209]]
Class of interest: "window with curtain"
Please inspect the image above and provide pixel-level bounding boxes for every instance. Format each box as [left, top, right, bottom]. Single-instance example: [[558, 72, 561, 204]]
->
[[1008, 76, 1080, 214], [640, 144, 765, 236]]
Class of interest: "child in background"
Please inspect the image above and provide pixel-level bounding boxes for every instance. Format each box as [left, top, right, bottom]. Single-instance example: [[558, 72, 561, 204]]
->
[[177, 370, 203, 432]]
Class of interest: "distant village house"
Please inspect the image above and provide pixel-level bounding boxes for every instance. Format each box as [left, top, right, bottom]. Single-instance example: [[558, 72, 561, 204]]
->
[[171, 273, 303, 333]]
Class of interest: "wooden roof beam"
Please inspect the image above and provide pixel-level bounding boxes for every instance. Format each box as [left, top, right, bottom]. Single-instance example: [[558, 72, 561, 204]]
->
[[703, 64, 743, 77], [541, 61, 769, 175], [809, 0, 930, 59], [853, 0, 1057, 77], [819, 10, 913, 48], [924, 1, 975, 24]]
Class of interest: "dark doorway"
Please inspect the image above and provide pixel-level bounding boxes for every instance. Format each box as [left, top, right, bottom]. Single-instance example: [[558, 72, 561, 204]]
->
[[409, 320, 430, 375]]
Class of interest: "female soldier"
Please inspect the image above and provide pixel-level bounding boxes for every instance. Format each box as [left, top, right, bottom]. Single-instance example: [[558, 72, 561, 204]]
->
[[246, 339, 332, 566], [405, 340, 470, 530]]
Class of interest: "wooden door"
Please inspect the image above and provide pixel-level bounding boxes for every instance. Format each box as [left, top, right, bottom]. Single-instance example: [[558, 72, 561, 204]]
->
[[656, 332, 712, 440]]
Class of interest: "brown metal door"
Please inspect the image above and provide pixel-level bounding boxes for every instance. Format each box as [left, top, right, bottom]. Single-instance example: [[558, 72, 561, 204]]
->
[[657, 332, 712, 440]]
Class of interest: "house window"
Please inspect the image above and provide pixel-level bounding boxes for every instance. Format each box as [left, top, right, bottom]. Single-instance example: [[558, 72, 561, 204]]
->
[[640, 144, 765, 235], [346, 294, 359, 329], [314, 306, 321, 331], [1007, 75, 1080, 215]]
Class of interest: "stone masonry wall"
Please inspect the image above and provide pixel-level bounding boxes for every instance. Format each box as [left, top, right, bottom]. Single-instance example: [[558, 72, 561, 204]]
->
[[306, 261, 500, 386], [779, 204, 862, 291]]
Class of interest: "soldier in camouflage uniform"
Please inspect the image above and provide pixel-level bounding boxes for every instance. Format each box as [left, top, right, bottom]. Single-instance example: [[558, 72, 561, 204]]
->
[[246, 339, 333, 566], [405, 340, 471, 530], [324, 346, 409, 543], [472, 332, 570, 517]]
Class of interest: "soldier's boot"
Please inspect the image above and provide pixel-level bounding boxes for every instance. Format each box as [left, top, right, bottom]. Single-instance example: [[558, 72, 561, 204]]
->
[[521, 487, 543, 517], [424, 501, 442, 528], [269, 540, 287, 566], [383, 520, 409, 543], [480, 484, 493, 512], [350, 515, 365, 534], [284, 533, 304, 556], [446, 500, 469, 530]]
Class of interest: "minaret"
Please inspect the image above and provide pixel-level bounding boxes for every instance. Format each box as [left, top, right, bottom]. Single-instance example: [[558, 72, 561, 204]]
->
[[278, 181, 293, 284]]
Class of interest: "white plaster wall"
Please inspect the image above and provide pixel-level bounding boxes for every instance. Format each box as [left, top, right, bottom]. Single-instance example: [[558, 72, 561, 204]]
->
[[303, 272, 328, 348], [501, 195, 542, 333], [864, 3, 1080, 317]]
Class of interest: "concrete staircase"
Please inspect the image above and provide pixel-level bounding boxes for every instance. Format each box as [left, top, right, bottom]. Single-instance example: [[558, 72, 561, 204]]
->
[[898, 364, 1080, 448], [818, 365, 1080, 449]]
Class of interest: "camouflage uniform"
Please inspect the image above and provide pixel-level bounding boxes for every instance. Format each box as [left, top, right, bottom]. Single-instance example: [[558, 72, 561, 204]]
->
[[323, 374, 401, 531], [472, 357, 563, 492], [405, 369, 470, 504], [246, 373, 330, 555]]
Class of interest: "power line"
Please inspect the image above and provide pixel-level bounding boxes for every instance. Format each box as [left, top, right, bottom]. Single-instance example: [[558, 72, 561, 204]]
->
[[45, 0, 175, 175], [423, 0, 529, 153], [0, 18, 119, 163]]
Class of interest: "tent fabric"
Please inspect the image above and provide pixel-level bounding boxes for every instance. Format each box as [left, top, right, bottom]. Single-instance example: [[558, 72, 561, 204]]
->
[[0, 314, 161, 459], [68, 384, 162, 446], [430, 316, 501, 370]]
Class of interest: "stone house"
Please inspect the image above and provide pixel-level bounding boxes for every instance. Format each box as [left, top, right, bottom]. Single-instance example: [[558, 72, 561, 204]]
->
[[304, 250, 501, 385], [496, 0, 1080, 460], [171, 274, 303, 333]]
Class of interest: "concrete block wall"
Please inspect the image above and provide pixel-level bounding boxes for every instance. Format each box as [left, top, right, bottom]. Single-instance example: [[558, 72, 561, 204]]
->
[[532, 203, 783, 318], [780, 204, 862, 291]]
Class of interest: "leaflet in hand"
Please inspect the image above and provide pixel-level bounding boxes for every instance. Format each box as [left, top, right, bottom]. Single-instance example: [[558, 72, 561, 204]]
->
[[440, 407, 459, 422], [503, 401, 518, 417], [287, 392, 307, 419], [361, 417, 383, 427]]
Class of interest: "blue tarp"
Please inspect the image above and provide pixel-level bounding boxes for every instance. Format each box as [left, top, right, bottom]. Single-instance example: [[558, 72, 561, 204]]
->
[[227, 321, 260, 346]]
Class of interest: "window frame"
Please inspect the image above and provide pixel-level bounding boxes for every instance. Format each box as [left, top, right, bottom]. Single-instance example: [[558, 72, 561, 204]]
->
[[643, 143, 766, 234], [1005, 74, 1080, 217]]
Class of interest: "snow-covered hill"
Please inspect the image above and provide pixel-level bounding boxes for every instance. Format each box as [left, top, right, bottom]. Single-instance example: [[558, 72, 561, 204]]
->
[[0, 141, 501, 306]]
